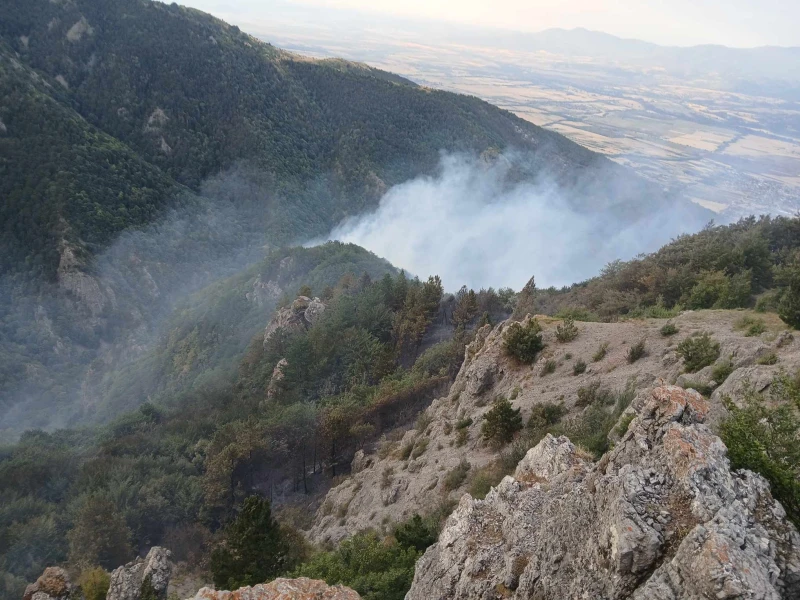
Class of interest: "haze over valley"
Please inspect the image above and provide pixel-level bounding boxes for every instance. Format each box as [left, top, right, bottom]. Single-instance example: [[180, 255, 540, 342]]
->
[[198, 1, 800, 219]]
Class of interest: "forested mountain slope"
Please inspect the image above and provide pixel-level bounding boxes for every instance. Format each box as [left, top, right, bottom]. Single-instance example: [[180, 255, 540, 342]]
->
[[0, 0, 711, 434], [0, 0, 705, 280]]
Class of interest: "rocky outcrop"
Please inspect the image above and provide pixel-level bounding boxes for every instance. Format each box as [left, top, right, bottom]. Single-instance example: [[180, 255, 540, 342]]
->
[[309, 311, 799, 544], [107, 547, 172, 600], [263, 297, 326, 347], [406, 386, 800, 599], [23, 568, 73, 600], [266, 358, 289, 399], [190, 578, 360, 600]]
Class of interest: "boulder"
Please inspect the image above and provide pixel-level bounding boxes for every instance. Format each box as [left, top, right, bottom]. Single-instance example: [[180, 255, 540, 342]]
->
[[264, 298, 326, 347], [407, 386, 800, 600], [107, 547, 171, 600], [189, 578, 360, 600], [23, 568, 72, 600]]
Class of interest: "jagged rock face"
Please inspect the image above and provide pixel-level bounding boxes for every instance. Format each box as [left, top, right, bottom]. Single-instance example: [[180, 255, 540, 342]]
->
[[108, 547, 172, 600], [190, 578, 360, 600], [23, 567, 72, 600], [308, 311, 799, 545], [263, 297, 326, 347], [266, 358, 289, 399], [407, 386, 800, 600]]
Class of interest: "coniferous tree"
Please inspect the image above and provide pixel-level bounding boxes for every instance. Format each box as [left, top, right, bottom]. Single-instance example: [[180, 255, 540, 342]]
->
[[210, 496, 292, 590], [481, 397, 523, 446]]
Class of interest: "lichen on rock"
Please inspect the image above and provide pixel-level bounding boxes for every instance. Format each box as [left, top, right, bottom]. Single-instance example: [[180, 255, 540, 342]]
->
[[406, 386, 800, 600]]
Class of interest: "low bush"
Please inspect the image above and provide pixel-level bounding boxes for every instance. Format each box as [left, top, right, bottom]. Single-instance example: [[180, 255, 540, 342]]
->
[[555, 317, 579, 342], [711, 359, 734, 384], [720, 370, 800, 526], [626, 340, 647, 363], [576, 381, 613, 408], [660, 322, 679, 337], [734, 315, 767, 337], [539, 359, 557, 377], [78, 568, 110, 600], [527, 402, 567, 429], [572, 359, 587, 375], [758, 352, 779, 365], [592, 342, 609, 362], [443, 460, 471, 491], [503, 319, 545, 364], [481, 397, 523, 446], [677, 333, 720, 372]]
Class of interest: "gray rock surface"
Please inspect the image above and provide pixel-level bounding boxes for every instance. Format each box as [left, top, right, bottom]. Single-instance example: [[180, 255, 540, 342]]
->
[[107, 547, 172, 600], [309, 310, 799, 545], [406, 386, 800, 600], [189, 578, 360, 600], [263, 297, 326, 347]]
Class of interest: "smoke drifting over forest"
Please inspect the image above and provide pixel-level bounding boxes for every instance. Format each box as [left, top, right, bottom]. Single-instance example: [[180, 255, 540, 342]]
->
[[328, 154, 707, 290]]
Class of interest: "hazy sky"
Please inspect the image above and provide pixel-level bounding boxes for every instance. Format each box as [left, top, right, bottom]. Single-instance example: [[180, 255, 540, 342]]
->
[[180, 0, 799, 47]]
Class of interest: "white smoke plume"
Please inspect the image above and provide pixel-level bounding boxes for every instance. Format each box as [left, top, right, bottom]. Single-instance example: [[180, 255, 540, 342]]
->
[[328, 153, 706, 290]]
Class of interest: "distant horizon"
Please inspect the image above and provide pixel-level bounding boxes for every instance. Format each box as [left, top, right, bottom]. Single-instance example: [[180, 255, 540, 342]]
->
[[177, 0, 800, 49]]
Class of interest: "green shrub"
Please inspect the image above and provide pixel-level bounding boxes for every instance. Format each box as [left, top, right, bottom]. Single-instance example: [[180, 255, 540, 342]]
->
[[393, 514, 437, 553], [711, 359, 734, 384], [292, 530, 419, 600], [592, 342, 609, 362], [443, 460, 471, 491], [676, 333, 720, 372], [539, 358, 558, 377], [455, 417, 473, 430], [626, 340, 647, 363], [758, 352, 779, 365], [555, 317, 579, 343], [467, 462, 506, 500], [660, 322, 679, 337], [576, 382, 612, 408], [572, 359, 587, 375], [481, 397, 523, 446], [410, 438, 429, 459], [210, 496, 295, 590], [720, 371, 800, 526], [555, 384, 636, 458], [78, 568, 110, 600], [734, 315, 767, 337], [527, 402, 567, 430], [503, 319, 545, 364], [455, 428, 468, 447], [778, 262, 800, 329], [613, 413, 636, 437]]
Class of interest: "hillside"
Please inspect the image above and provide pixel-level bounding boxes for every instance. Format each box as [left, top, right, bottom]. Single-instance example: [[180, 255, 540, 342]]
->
[[0, 0, 713, 432], [0, 0, 702, 280], [1, 216, 799, 600]]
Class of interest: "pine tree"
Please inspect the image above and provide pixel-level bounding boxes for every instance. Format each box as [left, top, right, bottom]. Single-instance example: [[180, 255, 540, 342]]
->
[[481, 397, 523, 446], [778, 263, 800, 329], [211, 496, 292, 590]]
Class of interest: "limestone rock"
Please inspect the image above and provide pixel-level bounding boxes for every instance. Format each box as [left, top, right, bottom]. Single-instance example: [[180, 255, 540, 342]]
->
[[189, 578, 360, 600], [406, 386, 800, 600], [309, 311, 800, 545], [267, 358, 289, 399], [107, 547, 172, 600], [264, 297, 326, 347], [303, 298, 326, 325], [23, 568, 72, 600]]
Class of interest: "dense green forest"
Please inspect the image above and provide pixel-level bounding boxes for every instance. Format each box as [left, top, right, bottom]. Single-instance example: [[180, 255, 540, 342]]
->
[[530, 215, 800, 325]]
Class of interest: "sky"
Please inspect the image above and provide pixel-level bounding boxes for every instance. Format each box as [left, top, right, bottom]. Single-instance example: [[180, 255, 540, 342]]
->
[[179, 0, 800, 48]]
